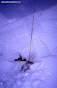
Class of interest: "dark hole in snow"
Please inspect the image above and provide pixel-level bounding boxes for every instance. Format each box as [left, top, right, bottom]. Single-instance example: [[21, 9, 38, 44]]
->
[[14, 55, 26, 61], [14, 54, 34, 72]]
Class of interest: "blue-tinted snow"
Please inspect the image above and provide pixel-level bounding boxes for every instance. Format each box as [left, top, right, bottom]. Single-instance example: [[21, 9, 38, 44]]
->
[[0, 4, 57, 88]]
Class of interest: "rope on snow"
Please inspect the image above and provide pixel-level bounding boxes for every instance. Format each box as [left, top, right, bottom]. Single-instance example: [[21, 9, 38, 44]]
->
[[29, 0, 36, 60]]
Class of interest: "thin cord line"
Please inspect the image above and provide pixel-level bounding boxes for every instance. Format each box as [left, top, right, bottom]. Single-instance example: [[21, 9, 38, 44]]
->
[[29, 0, 36, 60]]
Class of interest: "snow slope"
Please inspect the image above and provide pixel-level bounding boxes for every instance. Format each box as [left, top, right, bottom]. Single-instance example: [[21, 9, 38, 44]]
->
[[0, 4, 57, 88]]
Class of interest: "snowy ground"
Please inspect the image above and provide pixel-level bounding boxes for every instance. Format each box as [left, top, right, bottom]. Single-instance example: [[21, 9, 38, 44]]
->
[[0, 4, 57, 88]]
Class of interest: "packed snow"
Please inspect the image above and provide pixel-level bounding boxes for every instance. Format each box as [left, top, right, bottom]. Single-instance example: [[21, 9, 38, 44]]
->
[[0, 4, 57, 88]]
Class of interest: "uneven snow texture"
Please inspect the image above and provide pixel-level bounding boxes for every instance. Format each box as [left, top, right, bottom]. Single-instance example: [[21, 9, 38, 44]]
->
[[0, 56, 57, 88], [0, 4, 57, 88]]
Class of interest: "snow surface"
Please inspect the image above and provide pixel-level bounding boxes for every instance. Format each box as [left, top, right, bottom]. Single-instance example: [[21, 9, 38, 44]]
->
[[0, 4, 57, 88]]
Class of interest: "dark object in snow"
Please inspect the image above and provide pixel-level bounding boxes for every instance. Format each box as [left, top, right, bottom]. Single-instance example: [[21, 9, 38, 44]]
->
[[20, 60, 34, 72], [15, 55, 26, 61], [26, 60, 33, 64], [14, 55, 33, 72]]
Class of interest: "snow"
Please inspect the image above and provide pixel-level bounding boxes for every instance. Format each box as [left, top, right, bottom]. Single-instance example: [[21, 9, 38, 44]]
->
[[0, 13, 8, 27], [0, 4, 57, 88]]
